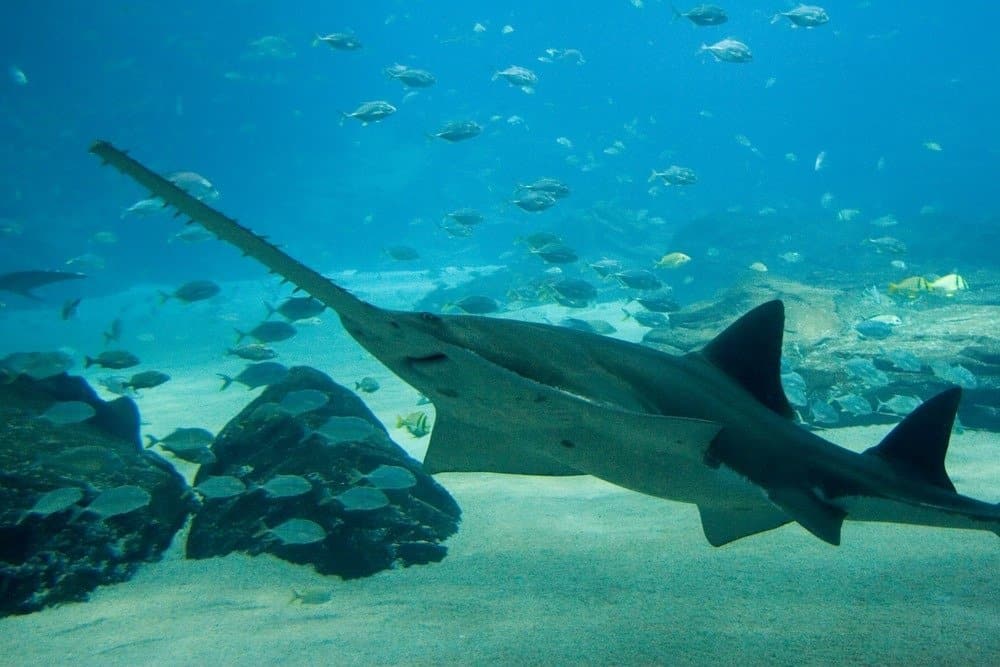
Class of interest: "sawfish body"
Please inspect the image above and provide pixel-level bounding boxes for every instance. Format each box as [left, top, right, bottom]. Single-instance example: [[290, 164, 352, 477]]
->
[[90, 141, 1000, 546]]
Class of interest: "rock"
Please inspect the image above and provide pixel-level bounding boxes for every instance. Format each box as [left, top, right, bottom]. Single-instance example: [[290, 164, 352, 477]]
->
[[0, 373, 192, 618], [636, 279, 1000, 431], [186, 366, 461, 579]]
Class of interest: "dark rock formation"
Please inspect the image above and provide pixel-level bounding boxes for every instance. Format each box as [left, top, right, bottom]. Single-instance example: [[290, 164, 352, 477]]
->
[[0, 373, 192, 617], [639, 277, 1000, 431], [187, 366, 461, 578]]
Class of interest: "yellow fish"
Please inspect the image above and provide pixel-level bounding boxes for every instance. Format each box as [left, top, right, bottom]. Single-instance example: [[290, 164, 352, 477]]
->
[[655, 252, 691, 269], [887, 276, 930, 298], [929, 273, 968, 297]]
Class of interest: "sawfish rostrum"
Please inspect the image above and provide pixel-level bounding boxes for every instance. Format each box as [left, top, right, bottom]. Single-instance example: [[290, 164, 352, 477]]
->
[[90, 141, 1000, 547]]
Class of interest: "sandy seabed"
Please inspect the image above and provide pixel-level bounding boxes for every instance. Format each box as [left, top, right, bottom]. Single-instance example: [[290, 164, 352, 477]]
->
[[0, 272, 997, 666]]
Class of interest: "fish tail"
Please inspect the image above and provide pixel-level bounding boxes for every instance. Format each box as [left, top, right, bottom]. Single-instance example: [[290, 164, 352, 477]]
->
[[670, 4, 681, 20], [217, 373, 234, 391], [234, 328, 247, 344], [84, 356, 95, 369], [144, 434, 160, 448], [264, 302, 277, 319], [157, 290, 171, 305]]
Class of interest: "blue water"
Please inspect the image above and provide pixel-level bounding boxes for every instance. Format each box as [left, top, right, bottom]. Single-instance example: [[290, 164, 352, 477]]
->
[[1, 1, 997, 299]]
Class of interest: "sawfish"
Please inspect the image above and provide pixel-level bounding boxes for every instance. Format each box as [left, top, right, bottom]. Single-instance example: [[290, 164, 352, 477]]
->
[[89, 141, 999, 546], [0, 270, 86, 300]]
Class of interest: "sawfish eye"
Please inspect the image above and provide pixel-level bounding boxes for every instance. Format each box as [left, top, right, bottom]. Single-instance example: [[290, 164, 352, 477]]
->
[[419, 312, 441, 324]]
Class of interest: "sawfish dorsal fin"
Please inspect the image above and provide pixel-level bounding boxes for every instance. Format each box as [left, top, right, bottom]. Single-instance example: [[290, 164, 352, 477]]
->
[[693, 300, 794, 419], [864, 387, 959, 492]]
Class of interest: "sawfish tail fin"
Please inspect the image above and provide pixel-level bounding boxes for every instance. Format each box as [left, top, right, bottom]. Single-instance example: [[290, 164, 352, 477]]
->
[[863, 387, 961, 493]]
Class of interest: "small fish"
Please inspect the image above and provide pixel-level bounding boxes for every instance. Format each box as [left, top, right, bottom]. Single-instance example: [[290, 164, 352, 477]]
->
[[313, 32, 362, 51], [589, 258, 624, 278], [517, 178, 571, 199], [384, 64, 436, 88], [930, 362, 978, 390], [17, 487, 83, 524], [493, 65, 538, 94], [882, 350, 922, 373], [335, 486, 390, 512], [854, 319, 894, 340], [447, 295, 500, 314], [877, 394, 923, 417], [887, 276, 930, 298], [655, 252, 691, 269], [194, 475, 247, 499], [9, 65, 28, 85], [362, 465, 417, 490], [169, 224, 215, 244], [809, 399, 839, 425], [260, 474, 313, 498], [923, 141, 943, 152], [833, 394, 872, 417], [781, 372, 808, 407], [159, 280, 220, 304], [634, 293, 680, 313], [342, 100, 396, 125], [700, 38, 752, 63], [312, 416, 380, 445], [649, 166, 697, 186], [396, 411, 430, 437], [265, 296, 325, 322], [928, 273, 968, 297], [772, 4, 830, 28], [278, 389, 329, 415], [267, 518, 328, 545], [290, 588, 333, 605], [103, 318, 123, 345], [845, 357, 889, 388], [146, 427, 216, 464], [235, 321, 297, 344], [167, 172, 219, 200], [550, 278, 597, 303], [84, 350, 140, 369], [61, 297, 82, 320], [125, 370, 171, 390], [430, 120, 482, 142], [672, 4, 728, 26], [866, 236, 907, 255], [513, 191, 557, 212], [445, 208, 485, 226], [218, 361, 289, 390], [837, 208, 860, 222], [531, 243, 578, 264], [614, 270, 662, 291], [81, 485, 151, 520], [227, 343, 278, 361], [385, 245, 420, 261], [121, 197, 165, 219], [354, 376, 381, 393], [814, 151, 827, 171], [629, 310, 670, 328]]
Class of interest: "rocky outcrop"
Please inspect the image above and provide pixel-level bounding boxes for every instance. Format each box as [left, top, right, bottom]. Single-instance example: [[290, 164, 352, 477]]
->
[[640, 277, 1000, 430], [186, 366, 461, 578], [0, 373, 192, 617]]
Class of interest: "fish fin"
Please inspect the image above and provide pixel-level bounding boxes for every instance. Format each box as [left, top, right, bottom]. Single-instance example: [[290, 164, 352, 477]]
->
[[422, 414, 581, 475], [216, 373, 234, 391], [863, 387, 960, 493], [697, 504, 792, 546], [767, 486, 845, 545], [691, 300, 795, 419]]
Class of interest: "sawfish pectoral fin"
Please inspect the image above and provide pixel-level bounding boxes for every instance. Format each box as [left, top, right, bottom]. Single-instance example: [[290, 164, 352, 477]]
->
[[767, 487, 846, 546], [423, 414, 583, 475], [697, 504, 793, 546]]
